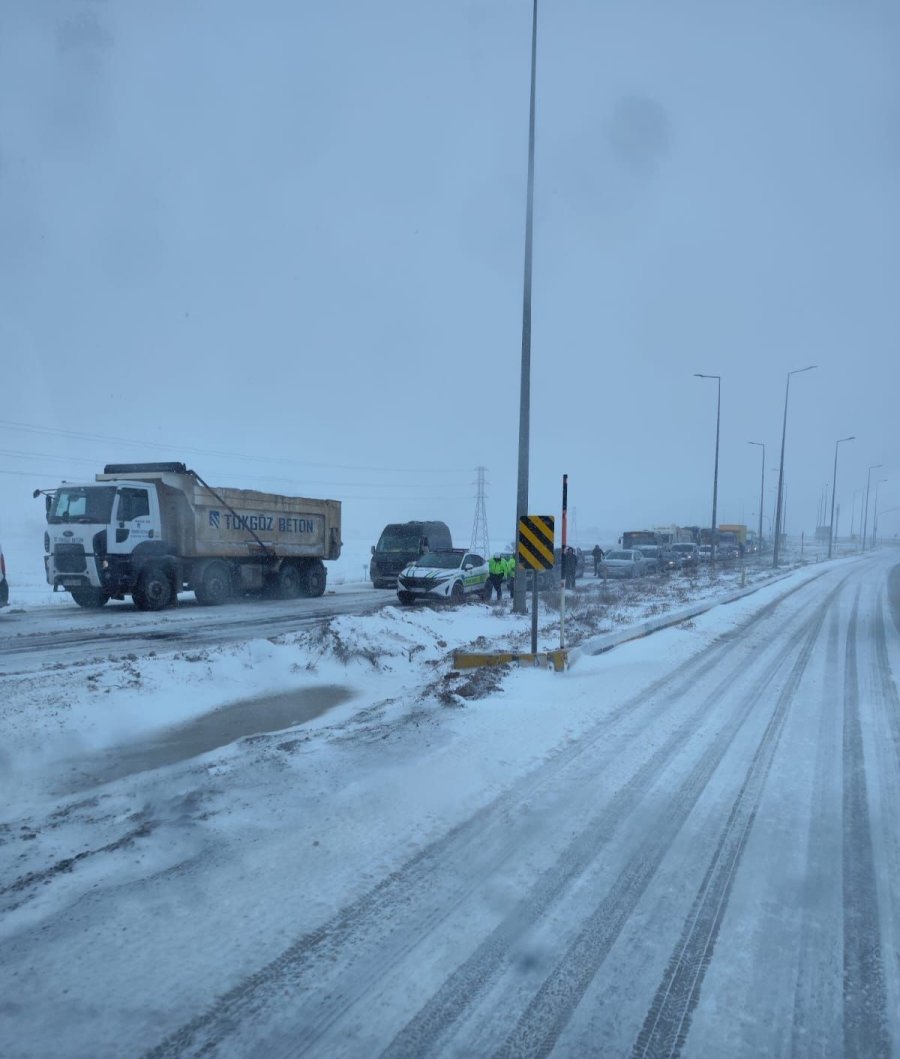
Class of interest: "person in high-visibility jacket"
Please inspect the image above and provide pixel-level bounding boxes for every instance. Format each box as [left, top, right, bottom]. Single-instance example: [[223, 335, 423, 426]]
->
[[504, 554, 517, 598], [488, 553, 505, 601]]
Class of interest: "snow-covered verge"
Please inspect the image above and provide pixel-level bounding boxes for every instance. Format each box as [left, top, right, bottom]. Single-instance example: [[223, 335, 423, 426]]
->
[[0, 552, 854, 828]]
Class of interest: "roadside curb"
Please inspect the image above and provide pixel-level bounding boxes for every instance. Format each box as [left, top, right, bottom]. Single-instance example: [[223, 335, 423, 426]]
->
[[453, 649, 568, 673], [568, 564, 834, 666]]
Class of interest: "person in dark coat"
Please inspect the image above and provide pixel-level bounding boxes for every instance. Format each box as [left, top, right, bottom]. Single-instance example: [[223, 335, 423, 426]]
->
[[564, 547, 577, 589], [592, 544, 604, 576]]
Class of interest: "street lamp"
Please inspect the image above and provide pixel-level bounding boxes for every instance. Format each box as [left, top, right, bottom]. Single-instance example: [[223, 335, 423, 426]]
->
[[862, 463, 883, 552], [748, 441, 765, 552], [513, 0, 539, 616], [828, 435, 855, 559], [695, 373, 721, 561], [773, 365, 816, 566], [872, 479, 888, 547]]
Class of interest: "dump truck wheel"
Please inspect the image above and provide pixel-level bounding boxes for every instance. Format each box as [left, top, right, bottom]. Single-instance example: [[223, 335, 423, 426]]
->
[[303, 560, 326, 598], [277, 563, 303, 600], [134, 563, 174, 611], [194, 560, 232, 606], [71, 588, 110, 609]]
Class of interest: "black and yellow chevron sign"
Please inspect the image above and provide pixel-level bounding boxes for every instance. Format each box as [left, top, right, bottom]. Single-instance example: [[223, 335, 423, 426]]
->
[[517, 515, 555, 570]]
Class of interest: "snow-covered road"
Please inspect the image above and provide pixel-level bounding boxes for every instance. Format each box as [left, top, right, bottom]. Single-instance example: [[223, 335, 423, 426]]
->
[[0, 586, 396, 675], [2, 554, 899, 1057]]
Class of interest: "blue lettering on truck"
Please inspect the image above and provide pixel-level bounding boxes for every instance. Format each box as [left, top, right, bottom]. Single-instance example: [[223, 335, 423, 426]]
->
[[278, 517, 316, 534], [207, 510, 316, 535]]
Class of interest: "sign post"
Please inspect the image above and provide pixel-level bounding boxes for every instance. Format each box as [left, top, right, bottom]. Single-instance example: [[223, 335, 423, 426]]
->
[[560, 475, 568, 649], [517, 514, 555, 654]]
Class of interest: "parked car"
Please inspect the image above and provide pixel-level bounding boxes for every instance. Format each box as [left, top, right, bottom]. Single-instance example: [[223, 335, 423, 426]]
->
[[698, 544, 713, 563], [671, 542, 700, 568], [397, 549, 489, 605], [0, 543, 7, 607], [599, 549, 648, 579], [659, 545, 681, 570], [634, 545, 660, 572]]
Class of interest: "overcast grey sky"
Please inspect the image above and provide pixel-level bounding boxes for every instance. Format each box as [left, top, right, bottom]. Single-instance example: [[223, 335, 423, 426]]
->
[[2, 0, 898, 550]]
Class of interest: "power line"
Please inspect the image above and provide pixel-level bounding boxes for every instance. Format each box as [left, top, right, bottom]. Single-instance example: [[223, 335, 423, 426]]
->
[[0, 419, 469, 475], [0, 450, 471, 490]]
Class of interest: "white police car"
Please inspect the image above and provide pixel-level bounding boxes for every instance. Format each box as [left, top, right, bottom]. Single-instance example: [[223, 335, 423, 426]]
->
[[397, 549, 489, 605]]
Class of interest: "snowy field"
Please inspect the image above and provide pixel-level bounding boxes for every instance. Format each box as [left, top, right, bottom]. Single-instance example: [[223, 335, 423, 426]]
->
[[1, 544, 896, 1058]]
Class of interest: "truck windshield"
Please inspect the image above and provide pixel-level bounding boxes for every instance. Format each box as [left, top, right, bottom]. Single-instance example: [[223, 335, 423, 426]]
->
[[376, 532, 421, 553], [48, 486, 117, 525]]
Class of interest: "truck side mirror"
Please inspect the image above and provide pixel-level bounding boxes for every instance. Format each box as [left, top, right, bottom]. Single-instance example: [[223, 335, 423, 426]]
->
[[371, 545, 375, 555]]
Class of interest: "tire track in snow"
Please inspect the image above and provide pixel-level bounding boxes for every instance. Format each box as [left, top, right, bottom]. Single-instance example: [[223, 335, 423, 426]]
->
[[841, 591, 892, 1057], [789, 604, 844, 1056], [602, 585, 834, 1059], [887, 562, 900, 638], [141, 573, 838, 1059], [873, 580, 900, 765], [377, 591, 844, 1059]]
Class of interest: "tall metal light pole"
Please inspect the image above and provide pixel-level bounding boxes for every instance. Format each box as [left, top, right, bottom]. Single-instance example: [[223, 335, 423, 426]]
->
[[772, 365, 816, 567], [513, 0, 538, 616], [695, 374, 721, 561], [828, 435, 854, 559], [872, 479, 888, 547], [748, 441, 765, 552], [862, 463, 882, 553]]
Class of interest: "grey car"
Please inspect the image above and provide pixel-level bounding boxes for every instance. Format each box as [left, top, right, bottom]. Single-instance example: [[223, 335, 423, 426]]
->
[[599, 549, 647, 579], [671, 542, 700, 568], [633, 545, 660, 572]]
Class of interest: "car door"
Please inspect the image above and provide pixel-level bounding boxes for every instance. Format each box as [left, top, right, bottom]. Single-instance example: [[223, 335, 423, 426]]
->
[[462, 554, 487, 595]]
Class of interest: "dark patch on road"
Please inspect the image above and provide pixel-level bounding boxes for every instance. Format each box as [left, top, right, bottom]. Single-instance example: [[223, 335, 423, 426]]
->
[[0, 820, 155, 909], [60, 684, 355, 793]]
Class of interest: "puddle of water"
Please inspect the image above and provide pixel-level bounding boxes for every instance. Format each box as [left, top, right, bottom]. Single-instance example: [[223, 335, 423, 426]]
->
[[62, 685, 354, 792]]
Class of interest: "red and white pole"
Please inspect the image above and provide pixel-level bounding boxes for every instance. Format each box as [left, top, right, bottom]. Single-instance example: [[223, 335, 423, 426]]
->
[[560, 474, 568, 649]]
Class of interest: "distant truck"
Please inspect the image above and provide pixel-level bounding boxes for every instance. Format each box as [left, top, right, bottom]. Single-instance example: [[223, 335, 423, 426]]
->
[[655, 524, 699, 545], [718, 523, 748, 545], [37, 462, 342, 610], [621, 530, 660, 551], [370, 521, 452, 588]]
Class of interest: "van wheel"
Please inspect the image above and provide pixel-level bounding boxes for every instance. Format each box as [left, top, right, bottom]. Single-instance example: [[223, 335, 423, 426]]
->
[[194, 560, 232, 606], [134, 564, 174, 611], [450, 581, 465, 604], [71, 588, 110, 609], [277, 563, 303, 600], [303, 560, 327, 598]]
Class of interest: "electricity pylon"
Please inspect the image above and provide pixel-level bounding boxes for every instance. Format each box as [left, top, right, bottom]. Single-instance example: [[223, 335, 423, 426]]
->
[[470, 466, 490, 557]]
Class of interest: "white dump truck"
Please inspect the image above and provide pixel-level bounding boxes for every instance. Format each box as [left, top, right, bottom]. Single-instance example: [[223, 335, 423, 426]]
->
[[37, 462, 342, 610]]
